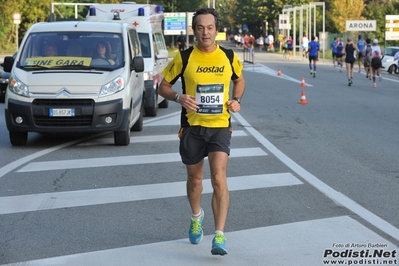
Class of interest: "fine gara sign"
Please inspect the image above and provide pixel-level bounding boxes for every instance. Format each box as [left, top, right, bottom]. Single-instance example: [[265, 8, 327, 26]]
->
[[346, 20, 377, 31]]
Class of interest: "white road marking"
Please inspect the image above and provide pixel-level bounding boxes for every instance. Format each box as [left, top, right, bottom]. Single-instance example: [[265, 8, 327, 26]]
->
[[243, 62, 314, 87], [232, 112, 399, 241], [0, 173, 300, 215], [17, 147, 266, 172], [77, 130, 248, 146], [1, 216, 397, 266]]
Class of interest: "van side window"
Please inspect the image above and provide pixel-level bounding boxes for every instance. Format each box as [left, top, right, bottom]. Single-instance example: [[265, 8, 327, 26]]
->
[[127, 29, 140, 57], [138, 33, 151, 58], [154, 32, 166, 51]]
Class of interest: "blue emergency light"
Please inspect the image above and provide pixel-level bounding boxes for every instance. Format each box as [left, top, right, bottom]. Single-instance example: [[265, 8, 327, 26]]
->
[[89, 6, 96, 16], [138, 8, 144, 16]]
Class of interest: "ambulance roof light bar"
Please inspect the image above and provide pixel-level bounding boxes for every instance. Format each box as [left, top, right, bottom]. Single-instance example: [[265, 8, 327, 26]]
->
[[113, 10, 121, 20]]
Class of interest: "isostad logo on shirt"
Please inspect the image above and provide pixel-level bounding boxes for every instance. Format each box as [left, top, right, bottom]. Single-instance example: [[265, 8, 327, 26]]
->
[[196, 65, 225, 73]]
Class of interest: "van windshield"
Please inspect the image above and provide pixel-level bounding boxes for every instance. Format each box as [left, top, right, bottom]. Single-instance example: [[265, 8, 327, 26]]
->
[[18, 32, 124, 70]]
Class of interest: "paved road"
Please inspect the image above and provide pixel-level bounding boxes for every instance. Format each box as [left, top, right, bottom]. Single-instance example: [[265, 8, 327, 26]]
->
[[0, 44, 398, 265]]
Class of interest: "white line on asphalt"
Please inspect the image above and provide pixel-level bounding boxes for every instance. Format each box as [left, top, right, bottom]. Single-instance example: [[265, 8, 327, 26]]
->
[[231, 112, 399, 241], [0, 133, 106, 179], [0, 173, 300, 215], [1, 216, 397, 266], [77, 130, 248, 146], [17, 147, 267, 172], [243, 62, 314, 87]]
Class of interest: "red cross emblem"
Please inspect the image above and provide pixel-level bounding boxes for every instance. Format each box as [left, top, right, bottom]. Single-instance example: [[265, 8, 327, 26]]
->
[[133, 21, 139, 27]]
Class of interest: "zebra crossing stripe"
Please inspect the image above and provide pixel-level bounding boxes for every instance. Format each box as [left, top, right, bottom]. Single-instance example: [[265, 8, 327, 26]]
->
[[1, 216, 396, 266], [0, 173, 301, 215], [17, 147, 266, 172]]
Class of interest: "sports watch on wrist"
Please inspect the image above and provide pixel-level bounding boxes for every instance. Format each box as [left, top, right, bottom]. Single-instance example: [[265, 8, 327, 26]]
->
[[233, 97, 241, 104]]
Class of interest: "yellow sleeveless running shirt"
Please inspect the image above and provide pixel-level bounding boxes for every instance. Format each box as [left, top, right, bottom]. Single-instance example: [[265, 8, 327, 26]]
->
[[162, 45, 243, 128]]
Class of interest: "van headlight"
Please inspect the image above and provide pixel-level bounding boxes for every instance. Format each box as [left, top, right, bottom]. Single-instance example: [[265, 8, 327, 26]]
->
[[99, 76, 124, 97], [9, 75, 29, 97]]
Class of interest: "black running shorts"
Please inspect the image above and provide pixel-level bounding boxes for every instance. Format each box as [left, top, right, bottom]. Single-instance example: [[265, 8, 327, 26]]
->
[[371, 58, 382, 69], [179, 126, 232, 165]]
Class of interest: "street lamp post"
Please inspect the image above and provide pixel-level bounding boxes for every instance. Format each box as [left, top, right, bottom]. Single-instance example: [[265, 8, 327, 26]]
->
[[13, 12, 21, 51]]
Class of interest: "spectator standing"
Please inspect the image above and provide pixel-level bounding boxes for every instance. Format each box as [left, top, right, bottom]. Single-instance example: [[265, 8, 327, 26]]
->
[[176, 31, 187, 51], [268, 33, 274, 52], [257, 35, 264, 51]]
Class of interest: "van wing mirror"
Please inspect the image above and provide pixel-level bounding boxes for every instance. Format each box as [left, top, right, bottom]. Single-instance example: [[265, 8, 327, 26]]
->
[[131, 55, 144, 73], [3, 56, 15, 72], [156, 49, 168, 59]]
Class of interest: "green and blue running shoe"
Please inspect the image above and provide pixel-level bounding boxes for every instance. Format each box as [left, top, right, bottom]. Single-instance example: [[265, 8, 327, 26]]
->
[[188, 208, 204, 244], [211, 233, 228, 255]]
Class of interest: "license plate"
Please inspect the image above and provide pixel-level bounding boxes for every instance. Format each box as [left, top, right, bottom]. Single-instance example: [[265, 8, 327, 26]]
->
[[49, 108, 75, 117]]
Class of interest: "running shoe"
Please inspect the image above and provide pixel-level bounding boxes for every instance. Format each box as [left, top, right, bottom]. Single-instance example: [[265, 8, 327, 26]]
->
[[350, 78, 353, 85], [366, 74, 368, 78], [211, 233, 228, 255], [373, 83, 377, 88], [310, 70, 313, 75], [313, 72, 316, 78], [379, 75, 382, 82], [189, 208, 204, 244]]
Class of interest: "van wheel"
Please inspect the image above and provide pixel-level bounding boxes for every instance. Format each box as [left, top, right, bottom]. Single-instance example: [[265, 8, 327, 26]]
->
[[144, 92, 158, 117], [388, 65, 396, 74], [131, 101, 144, 132], [158, 98, 169, 108], [114, 120, 130, 146], [9, 131, 28, 146]]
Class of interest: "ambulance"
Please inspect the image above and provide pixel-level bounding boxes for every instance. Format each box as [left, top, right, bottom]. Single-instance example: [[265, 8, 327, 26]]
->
[[3, 20, 145, 146], [86, 2, 169, 117]]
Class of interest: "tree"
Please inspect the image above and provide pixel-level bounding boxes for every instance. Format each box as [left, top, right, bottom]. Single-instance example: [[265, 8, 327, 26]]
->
[[328, 0, 366, 33]]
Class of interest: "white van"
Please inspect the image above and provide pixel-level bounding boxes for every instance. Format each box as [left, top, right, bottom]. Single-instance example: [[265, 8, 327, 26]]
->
[[3, 21, 145, 146], [86, 3, 169, 116]]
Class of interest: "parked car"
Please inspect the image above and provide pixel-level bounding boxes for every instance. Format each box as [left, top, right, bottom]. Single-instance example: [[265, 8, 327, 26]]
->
[[0, 52, 17, 103], [381, 46, 399, 74]]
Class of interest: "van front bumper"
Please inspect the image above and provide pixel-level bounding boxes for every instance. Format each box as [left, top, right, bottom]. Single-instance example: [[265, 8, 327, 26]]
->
[[5, 98, 130, 133]]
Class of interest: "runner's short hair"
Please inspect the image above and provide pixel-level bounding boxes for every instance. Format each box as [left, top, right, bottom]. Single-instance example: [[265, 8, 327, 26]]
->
[[192, 8, 219, 30]]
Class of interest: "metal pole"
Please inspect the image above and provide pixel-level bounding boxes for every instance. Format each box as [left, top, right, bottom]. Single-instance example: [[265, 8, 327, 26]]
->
[[300, 7, 303, 56], [16, 24, 19, 51]]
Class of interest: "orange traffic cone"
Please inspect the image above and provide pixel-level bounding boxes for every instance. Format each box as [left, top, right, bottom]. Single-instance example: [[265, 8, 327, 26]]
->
[[300, 77, 306, 87], [298, 91, 308, 104], [277, 68, 282, 76]]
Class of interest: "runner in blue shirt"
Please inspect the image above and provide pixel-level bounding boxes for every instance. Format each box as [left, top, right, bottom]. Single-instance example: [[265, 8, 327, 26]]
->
[[356, 35, 365, 73], [307, 36, 320, 78], [330, 37, 338, 67], [335, 37, 345, 72]]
